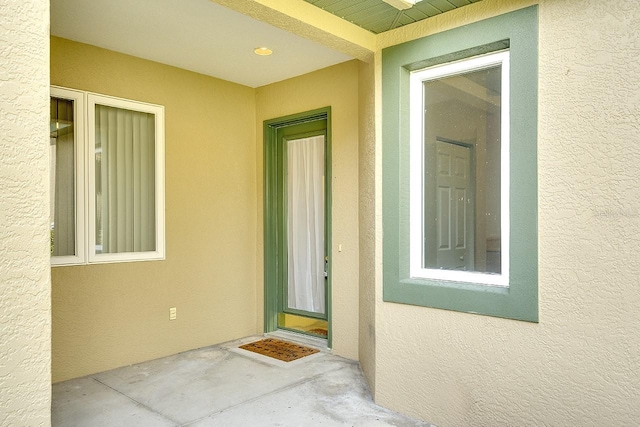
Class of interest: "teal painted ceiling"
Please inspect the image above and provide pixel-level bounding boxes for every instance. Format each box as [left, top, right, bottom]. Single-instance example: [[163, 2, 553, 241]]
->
[[304, 0, 483, 34]]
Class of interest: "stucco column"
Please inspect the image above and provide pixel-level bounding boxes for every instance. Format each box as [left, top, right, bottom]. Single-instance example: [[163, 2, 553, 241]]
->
[[0, 0, 52, 424]]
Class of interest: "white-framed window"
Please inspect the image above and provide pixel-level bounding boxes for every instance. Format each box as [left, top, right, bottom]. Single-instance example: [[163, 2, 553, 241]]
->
[[409, 50, 510, 287], [50, 87, 86, 266], [50, 86, 165, 266], [87, 94, 165, 263]]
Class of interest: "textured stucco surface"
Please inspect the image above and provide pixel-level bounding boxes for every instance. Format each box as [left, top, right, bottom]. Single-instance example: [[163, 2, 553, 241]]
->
[[51, 39, 362, 381], [0, 0, 51, 424], [372, 0, 640, 426], [256, 61, 361, 361], [7, 1, 637, 424], [51, 37, 258, 382], [358, 58, 377, 392]]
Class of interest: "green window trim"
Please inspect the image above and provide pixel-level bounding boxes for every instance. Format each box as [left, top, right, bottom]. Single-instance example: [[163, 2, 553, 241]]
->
[[382, 6, 538, 322]]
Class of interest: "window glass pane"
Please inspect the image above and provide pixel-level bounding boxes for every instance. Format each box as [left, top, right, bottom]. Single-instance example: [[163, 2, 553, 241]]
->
[[94, 104, 156, 254], [50, 97, 76, 257], [422, 65, 502, 273]]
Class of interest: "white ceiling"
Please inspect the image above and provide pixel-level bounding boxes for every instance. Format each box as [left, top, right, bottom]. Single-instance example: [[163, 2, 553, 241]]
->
[[50, 0, 354, 88]]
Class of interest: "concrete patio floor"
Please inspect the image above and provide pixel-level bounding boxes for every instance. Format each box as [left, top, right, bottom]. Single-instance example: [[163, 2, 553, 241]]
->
[[52, 335, 431, 426]]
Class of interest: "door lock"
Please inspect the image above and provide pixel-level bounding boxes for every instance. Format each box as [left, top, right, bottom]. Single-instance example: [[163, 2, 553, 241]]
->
[[324, 256, 328, 278]]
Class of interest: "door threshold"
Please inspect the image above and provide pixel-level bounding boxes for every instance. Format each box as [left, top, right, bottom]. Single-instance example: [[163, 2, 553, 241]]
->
[[266, 329, 330, 352]]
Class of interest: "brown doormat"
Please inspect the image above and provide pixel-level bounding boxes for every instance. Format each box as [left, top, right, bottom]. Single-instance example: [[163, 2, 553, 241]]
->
[[239, 338, 319, 362]]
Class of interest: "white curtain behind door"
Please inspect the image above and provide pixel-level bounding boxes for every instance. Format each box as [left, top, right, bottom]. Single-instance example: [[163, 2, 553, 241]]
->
[[287, 135, 325, 314]]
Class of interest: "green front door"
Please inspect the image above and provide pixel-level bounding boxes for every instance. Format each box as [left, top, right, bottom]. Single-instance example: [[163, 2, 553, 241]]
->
[[264, 108, 331, 343]]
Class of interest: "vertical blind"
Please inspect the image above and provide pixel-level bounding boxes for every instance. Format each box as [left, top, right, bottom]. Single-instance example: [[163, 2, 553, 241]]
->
[[51, 97, 75, 256], [94, 104, 156, 254]]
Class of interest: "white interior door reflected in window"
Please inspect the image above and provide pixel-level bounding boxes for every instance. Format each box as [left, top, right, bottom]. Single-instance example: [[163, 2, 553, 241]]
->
[[427, 139, 473, 271], [410, 50, 510, 286]]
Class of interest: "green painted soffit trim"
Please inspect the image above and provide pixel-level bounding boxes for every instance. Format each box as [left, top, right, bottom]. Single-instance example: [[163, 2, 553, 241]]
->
[[304, 0, 483, 34], [381, 6, 539, 322]]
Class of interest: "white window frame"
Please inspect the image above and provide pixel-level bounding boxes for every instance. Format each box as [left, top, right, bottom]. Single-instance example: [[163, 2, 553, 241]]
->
[[87, 93, 165, 264], [50, 87, 165, 266], [409, 50, 510, 287], [50, 86, 86, 266]]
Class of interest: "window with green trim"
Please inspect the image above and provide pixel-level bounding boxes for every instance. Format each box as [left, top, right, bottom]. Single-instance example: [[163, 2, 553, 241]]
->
[[382, 6, 538, 322]]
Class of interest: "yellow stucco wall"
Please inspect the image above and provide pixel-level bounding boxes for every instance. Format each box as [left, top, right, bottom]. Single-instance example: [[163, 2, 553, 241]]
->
[[358, 58, 377, 392], [0, 0, 51, 423], [50, 37, 258, 382], [50, 38, 362, 381], [370, 1, 640, 425], [256, 60, 361, 360]]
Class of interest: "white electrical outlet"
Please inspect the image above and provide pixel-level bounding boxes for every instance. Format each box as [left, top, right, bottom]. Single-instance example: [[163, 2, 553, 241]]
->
[[169, 307, 177, 320]]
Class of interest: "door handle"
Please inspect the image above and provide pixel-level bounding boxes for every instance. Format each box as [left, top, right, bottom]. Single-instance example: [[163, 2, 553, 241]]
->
[[324, 256, 328, 278]]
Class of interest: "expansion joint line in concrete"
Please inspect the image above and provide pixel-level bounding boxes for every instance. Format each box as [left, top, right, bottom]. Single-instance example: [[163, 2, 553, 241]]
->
[[91, 377, 181, 426], [180, 364, 352, 426]]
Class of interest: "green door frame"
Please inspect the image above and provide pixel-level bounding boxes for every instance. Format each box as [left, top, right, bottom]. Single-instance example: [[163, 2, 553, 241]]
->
[[263, 107, 332, 347]]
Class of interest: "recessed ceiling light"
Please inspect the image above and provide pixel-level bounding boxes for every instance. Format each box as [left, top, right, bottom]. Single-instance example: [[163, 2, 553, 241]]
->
[[382, 0, 423, 10], [254, 47, 273, 56]]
